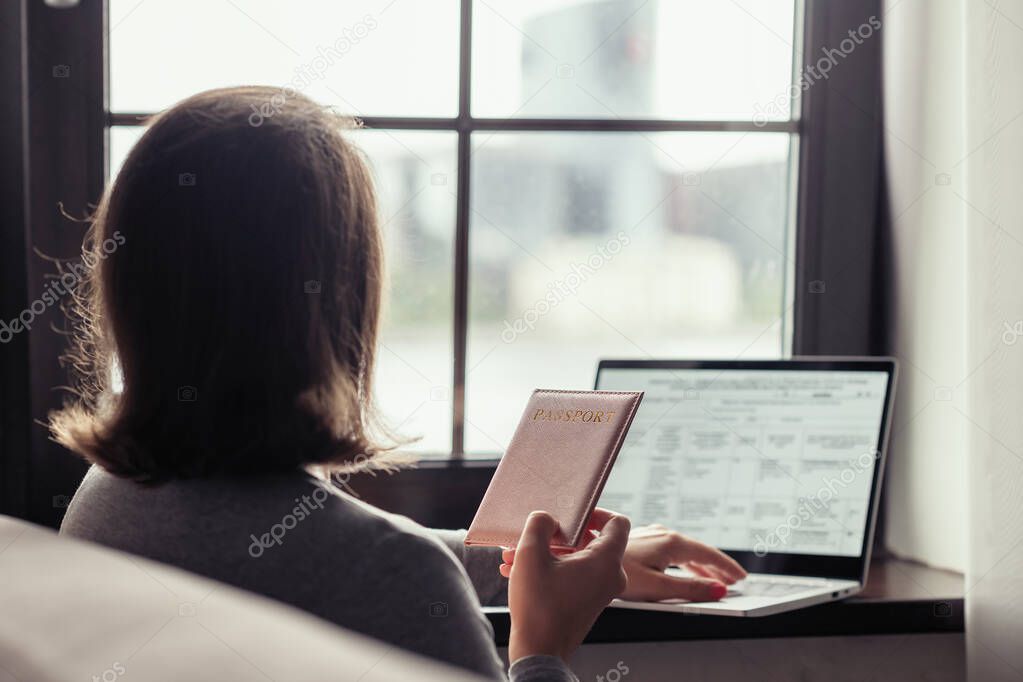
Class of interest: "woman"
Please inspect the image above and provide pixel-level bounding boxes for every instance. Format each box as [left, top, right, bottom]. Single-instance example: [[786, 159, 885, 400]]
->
[[55, 87, 745, 681]]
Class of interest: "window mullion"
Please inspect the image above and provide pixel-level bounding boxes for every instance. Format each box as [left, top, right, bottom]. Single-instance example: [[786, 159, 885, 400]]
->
[[451, 0, 473, 458]]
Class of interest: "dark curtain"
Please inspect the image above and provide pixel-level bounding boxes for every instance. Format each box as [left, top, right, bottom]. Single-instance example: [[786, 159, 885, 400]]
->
[[793, 0, 889, 357]]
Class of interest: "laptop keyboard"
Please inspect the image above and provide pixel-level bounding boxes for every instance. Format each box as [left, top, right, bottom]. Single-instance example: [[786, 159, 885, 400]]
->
[[727, 576, 824, 598]]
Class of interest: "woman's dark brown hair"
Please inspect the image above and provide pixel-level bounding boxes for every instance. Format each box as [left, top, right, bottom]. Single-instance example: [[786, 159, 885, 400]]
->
[[50, 86, 395, 480]]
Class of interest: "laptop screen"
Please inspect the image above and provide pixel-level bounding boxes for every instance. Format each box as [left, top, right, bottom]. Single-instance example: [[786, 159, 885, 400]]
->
[[596, 363, 891, 560]]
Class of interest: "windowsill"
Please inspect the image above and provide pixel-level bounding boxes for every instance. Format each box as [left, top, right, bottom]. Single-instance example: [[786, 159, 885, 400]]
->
[[485, 558, 964, 644]]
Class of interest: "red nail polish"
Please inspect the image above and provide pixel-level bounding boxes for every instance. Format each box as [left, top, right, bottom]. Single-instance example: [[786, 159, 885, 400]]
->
[[711, 583, 727, 599]]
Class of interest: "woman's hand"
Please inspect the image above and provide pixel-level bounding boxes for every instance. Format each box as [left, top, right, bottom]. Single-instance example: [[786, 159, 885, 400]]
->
[[618, 524, 747, 602], [502, 508, 629, 664]]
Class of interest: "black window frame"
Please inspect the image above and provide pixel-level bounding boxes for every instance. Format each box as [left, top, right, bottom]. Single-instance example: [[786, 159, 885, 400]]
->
[[105, 0, 803, 458], [1, 0, 888, 527]]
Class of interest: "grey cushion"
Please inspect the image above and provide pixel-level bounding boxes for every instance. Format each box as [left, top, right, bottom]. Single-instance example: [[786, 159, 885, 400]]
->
[[0, 515, 483, 682]]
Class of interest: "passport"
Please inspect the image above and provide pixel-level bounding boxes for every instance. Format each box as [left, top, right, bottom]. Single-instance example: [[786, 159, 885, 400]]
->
[[465, 389, 644, 549]]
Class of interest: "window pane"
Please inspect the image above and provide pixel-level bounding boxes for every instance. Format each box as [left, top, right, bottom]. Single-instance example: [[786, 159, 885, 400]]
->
[[109, 0, 459, 116], [355, 131, 457, 455], [109, 126, 144, 180], [465, 131, 792, 454], [108, 127, 457, 455], [472, 0, 796, 120]]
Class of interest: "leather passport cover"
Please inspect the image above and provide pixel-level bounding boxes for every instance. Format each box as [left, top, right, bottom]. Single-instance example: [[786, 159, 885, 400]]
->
[[465, 389, 644, 549]]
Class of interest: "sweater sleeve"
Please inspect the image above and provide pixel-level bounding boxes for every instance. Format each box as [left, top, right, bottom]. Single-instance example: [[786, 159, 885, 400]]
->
[[430, 528, 509, 606], [509, 656, 579, 682]]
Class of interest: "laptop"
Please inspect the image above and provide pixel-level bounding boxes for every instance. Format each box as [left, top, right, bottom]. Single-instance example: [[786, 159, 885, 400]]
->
[[594, 357, 897, 617]]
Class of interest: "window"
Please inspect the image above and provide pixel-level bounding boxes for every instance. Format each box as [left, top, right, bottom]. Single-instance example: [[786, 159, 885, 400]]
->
[[107, 0, 800, 457]]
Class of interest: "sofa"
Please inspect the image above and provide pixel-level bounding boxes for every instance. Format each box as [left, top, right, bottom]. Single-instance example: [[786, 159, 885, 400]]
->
[[0, 515, 483, 681]]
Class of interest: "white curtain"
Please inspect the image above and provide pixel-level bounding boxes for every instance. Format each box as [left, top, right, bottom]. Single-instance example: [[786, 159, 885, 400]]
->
[[885, 1, 1023, 679], [882, 0, 968, 573], [964, 1, 1023, 679]]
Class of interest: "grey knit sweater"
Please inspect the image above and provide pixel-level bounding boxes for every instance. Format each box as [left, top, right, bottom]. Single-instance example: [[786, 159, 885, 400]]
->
[[61, 466, 576, 682]]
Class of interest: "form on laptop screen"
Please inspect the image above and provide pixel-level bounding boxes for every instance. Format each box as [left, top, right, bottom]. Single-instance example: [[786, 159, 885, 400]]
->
[[596, 368, 890, 557]]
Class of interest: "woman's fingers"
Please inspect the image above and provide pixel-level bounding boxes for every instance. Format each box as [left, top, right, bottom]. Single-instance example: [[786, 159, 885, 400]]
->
[[684, 562, 718, 580], [573, 529, 599, 550], [664, 534, 747, 582], [513, 511, 560, 570], [629, 523, 667, 538], [501, 508, 625, 566], [583, 512, 631, 559], [502, 545, 572, 565], [683, 561, 733, 584], [586, 507, 617, 528], [647, 572, 728, 602], [504, 514, 747, 587]]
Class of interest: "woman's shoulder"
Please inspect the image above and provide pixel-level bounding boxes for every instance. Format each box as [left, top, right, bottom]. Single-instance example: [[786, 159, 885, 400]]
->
[[240, 473, 456, 563], [62, 464, 457, 572], [60, 465, 499, 677]]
